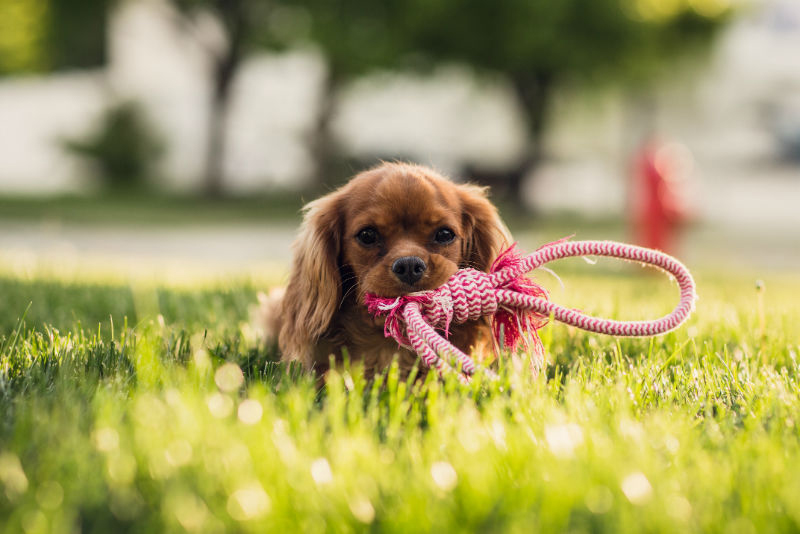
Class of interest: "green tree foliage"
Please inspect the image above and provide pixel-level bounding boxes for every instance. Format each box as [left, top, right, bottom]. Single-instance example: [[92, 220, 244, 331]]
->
[[63, 102, 165, 192], [295, 0, 731, 198], [407, 0, 732, 198], [0, 0, 49, 74], [0, 0, 111, 76], [47, 0, 110, 70]]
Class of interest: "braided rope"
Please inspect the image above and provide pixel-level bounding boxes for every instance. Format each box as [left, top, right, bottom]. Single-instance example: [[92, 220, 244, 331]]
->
[[365, 240, 697, 381]]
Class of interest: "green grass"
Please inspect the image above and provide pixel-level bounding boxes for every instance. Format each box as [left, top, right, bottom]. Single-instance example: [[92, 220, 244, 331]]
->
[[0, 193, 305, 227], [1, 266, 799, 533]]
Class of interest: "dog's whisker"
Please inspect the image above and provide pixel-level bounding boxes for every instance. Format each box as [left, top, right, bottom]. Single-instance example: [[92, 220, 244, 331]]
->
[[339, 284, 359, 307], [338, 277, 356, 290]]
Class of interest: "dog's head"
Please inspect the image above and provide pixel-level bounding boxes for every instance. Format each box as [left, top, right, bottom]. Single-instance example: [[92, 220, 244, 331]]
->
[[280, 162, 510, 366]]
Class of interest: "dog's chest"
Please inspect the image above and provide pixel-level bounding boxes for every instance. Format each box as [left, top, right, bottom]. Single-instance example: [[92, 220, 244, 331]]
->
[[337, 312, 419, 377]]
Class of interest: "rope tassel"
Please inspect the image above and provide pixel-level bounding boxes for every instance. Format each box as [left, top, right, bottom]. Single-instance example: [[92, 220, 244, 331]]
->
[[364, 239, 698, 381]]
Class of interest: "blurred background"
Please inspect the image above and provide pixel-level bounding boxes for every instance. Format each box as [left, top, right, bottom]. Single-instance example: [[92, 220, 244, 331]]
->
[[0, 0, 798, 280]]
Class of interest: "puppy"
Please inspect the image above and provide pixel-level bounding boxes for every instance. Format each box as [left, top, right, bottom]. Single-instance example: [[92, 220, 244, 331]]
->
[[275, 162, 511, 378]]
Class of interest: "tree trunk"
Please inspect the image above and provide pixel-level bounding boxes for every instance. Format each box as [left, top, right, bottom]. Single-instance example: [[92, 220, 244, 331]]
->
[[202, 0, 245, 198], [307, 71, 341, 190], [204, 73, 234, 197], [467, 71, 553, 212], [510, 71, 553, 197]]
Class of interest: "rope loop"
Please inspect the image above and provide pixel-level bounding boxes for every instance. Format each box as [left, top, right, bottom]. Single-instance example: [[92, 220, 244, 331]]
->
[[364, 239, 697, 382]]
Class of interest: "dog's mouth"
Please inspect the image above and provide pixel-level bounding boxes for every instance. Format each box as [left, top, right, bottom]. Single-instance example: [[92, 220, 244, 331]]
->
[[361, 283, 434, 328], [357, 256, 459, 300], [361, 275, 448, 299]]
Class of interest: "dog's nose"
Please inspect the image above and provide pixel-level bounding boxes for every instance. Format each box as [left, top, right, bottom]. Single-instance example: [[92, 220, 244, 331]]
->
[[391, 256, 427, 285]]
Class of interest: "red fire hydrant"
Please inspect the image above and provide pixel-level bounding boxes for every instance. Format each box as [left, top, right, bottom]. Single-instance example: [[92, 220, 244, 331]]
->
[[631, 139, 693, 254]]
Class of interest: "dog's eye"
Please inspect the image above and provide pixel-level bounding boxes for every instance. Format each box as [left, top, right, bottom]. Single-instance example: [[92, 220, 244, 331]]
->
[[356, 227, 379, 246], [433, 227, 456, 245]]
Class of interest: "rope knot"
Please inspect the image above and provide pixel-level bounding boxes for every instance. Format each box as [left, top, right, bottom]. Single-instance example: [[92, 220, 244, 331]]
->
[[418, 269, 498, 331], [363, 268, 502, 348], [364, 239, 697, 383], [364, 245, 547, 352]]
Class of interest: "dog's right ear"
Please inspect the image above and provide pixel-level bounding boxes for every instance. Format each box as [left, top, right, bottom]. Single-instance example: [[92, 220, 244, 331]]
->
[[457, 183, 512, 271], [279, 192, 343, 369]]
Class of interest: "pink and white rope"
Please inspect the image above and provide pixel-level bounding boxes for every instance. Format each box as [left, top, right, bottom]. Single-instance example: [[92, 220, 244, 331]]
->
[[366, 240, 697, 381]]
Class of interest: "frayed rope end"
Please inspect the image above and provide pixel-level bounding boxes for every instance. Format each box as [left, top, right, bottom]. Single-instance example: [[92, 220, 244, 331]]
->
[[490, 244, 550, 351]]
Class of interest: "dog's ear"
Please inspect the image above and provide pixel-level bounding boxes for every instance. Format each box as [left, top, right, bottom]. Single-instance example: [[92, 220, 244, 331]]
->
[[279, 192, 343, 369], [458, 184, 512, 271]]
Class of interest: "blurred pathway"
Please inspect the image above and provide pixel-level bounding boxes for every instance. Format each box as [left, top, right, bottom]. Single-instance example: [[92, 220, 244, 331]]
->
[[1, 217, 798, 282], [0, 221, 297, 281]]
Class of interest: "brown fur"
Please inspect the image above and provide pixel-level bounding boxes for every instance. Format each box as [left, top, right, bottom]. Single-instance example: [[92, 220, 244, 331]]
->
[[275, 162, 510, 378]]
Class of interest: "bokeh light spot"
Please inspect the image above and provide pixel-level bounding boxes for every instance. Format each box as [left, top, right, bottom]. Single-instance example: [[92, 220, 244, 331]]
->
[[215, 363, 244, 392], [585, 485, 614, 514], [348, 496, 375, 524], [165, 440, 193, 467], [545, 423, 584, 458], [310, 457, 333, 486], [621, 472, 653, 505], [0, 453, 29, 500], [207, 392, 234, 418], [92, 427, 120, 452], [237, 399, 263, 425], [36, 481, 64, 510], [227, 482, 271, 521], [430, 461, 458, 492]]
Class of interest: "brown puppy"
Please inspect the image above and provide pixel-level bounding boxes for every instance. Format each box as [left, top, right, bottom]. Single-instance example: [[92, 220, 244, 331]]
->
[[277, 162, 511, 378]]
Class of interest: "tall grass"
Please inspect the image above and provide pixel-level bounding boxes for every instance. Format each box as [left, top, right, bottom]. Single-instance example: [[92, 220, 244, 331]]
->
[[1, 267, 799, 533]]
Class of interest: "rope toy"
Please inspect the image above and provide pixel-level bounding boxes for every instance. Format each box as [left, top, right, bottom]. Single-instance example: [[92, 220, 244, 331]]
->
[[365, 239, 697, 382]]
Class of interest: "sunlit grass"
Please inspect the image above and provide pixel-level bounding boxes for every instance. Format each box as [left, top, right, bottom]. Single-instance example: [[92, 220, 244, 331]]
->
[[1, 266, 799, 533]]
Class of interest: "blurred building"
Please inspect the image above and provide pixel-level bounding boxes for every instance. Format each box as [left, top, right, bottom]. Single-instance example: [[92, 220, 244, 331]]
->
[[0, 0, 798, 230], [0, 0, 323, 194], [530, 0, 800, 227]]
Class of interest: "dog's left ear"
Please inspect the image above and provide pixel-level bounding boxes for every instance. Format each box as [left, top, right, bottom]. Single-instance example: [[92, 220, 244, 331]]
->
[[458, 183, 512, 271], [279, 191, 344, 369]]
